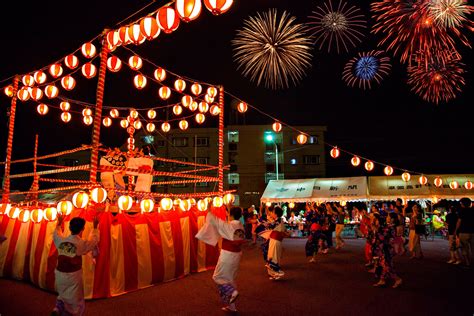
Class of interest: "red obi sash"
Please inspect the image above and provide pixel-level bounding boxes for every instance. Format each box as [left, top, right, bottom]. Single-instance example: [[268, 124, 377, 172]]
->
[[222, 238, 243, 253], [57, 255, 82, 273], [270, 231, 285, 241]]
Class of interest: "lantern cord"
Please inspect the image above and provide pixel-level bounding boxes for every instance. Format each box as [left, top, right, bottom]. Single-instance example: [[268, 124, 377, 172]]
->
[[113, 0, 173, 28], [0, 145, 92, 165]]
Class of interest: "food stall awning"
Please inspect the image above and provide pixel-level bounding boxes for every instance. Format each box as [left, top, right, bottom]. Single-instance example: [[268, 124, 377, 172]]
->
[[261, 179, 315, 202]]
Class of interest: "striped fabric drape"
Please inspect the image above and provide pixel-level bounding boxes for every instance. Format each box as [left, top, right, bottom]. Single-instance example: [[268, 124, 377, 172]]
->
[[0, 207, 220, 299]]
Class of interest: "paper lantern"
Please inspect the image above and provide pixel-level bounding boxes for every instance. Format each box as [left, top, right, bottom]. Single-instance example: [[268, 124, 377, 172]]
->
[[110, 109, 119, 118], [128, 109, 138, 119], [133, 120, 142, 130], [103, 117, 112, 127], [91, 187, 107, 203], [82, 63, 97, 79], [195, 113, 206, 124], [204, 94, 214, 103], [106, 30, 122, 48], [22, 74, 35, 87], [384, 166, 393, 176], [365, 161, 374, 171], [161, 122, 171, 132], [296, 134, 307, 145], [213, 196, 224, 208], [72, 191, 89, 209], [173, 105, 183, 115], [207, 86, 218, 98], [0, 203, 12, 216], [351, 156, 361, 166], [30, 87, 43, 101], [118, 195, 134, 211], [82, 108, 92, 116], [198, 102, 209, 113], [237, 102, 247, 113], [134, 74, 147, 89], [210, 104, 220, 115], [147, 109, 156, 119], [8, 207, 21, 219], [128, 56, 143, 70], [464, 181, 473, 190], [223, 193, 235, 205], [175, 79, 186, 92], [44, 85, 59, 99], [156, 6, 180, 34], [174, 198, 182, 207], [179, 95, 191, 108], [159, 86, 171, 100], [141, 199, 155, 213], [402, 172, 411, 182], [33, 71, 47, 84], [107, 56, 122, 72], [29, 208, 44, 223], [191, 83, 202, 95], [120, 119, 129, 128], [18, 210, 31, 223], [330, 147, 340, 159], [64, 54, 79, 69], [118, 26, 131, 44], [154, 68, 167, 81], [176, 0, 202, 22], [4, 85, 14, 97], [419, 175, 428, 185], [128, 24, 145, 45], [49, 64, 63, 78], [160, 198, 173, 211], [83, 115, 93, 125], [61, 112, 71, 123], [289, 202, 295, 209], [179, 120, 189, 130], [81, 42, 96, 58], [449, 180, 459, 190], [197, 199, 208, 211], [37, 104, 49, 115], [188, 101, 197, 111], [204, 0, 233, 15], [179, 199, 191, 212], [61, 75, 76, 91], [44, 207, 59, 220], [140, 16, 160, 40], [146, 122, 156, 132], [17, 88, 30, 101], [272, 122, 282, 133]]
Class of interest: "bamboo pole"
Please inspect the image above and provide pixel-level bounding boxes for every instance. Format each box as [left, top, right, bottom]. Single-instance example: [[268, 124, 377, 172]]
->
[[32, 134, 39, 201], [218, 86, 224, 194]]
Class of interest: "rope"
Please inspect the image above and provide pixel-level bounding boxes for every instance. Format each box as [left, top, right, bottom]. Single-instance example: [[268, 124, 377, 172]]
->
[[99, 165, 219, 181], [39, 178, 93, 184], [8, 165, 90, 179], [0, 145, 92, 165], [151, 179, 218, 185]]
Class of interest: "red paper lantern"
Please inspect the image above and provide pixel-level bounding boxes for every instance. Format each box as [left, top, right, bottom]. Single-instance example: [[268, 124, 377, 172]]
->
[[189, 101, 198, 111], [198, 102, 209, 113], [128, 24, 145, 45], [61, 112, 71, 123], [156, 6, 180, 34], [82, 108, 92, 116], [64, 54, 79, 69], [204, 94, 214, 103], [384, 166, 393, 176], [133, 120, 142, 130], [140, 16, 160, 40], [449, 180, 459, 190], [120, 119, 129, 128], [34, 71, 47, 84], [44, 85, 59, 99], [60, 102, 70, 111], [134, 74, 147, 89], [210, 104, 220, 115], [118, 26, 132, 45], [161, 122, 171, 132], [179, 120, 189, 130], [118, 195, 134, 212], [351, 156, 361, 166], [207, 86, 218, 98], [128, 56, 143, 71], [464, 181, 473, 190], [83, 115, 93, 125], [129, 109, 139, 119], [103, 117, 112, 127], [30, 208, 44, 223], [61, 75, 76, 91], [365, 161, 374, 171], [272, 122, 282, 132], [237, 102, 248, 113], [81, 42, 96, 58], [173, 105, 183, 115], [175, 79, 186, 92], [82, 63, 97, 79], [191, 83, 202, 95], [195, 113, 206, 124], [146, 122, 156, 132], [22, 74, 35, 87], [176, 0, 202, 22], [29, 87, 43, 101], [181, 95, 193, 107], [110, 109, 119, 118], [107, 56, 122, 72], [154, 68, 166, 81], [419, 175, 428, 185], [330, 147, 340, 158], [17, 87, 30, 101], [37, 104, 49, 115], [141, 199, 155, 213], [147, 109, 156, 119], [4, 86, 14, 97], [73, 191, 89, 208], [296, 134, 307, 145], [159, 86, 171, 100], [434, 177, 443, 187], [402, 172, 411, 182], [49, 64, 63, 78], [106, 30, 122, 48], [204, 0, 233, 15], [91, 187, 107, 203]]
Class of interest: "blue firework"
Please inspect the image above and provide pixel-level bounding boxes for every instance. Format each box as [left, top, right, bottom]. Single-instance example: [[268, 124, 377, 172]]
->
[[342, 50, 391, 89]]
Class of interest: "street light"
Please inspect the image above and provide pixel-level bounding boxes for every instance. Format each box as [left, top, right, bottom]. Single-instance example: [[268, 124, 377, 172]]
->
[[265, 134, 279, 180]]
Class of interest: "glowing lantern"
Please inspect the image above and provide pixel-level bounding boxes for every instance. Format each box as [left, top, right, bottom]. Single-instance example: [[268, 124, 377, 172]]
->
[[45, 85, 59, 99], [289, 202, 295, 209], [33, 71, 47, 84], [207, 86, 218, 98], [118, 195, 134, 212], [49, 64, 63, 78], [175, 79, 186, 92], [22, 74, 35, 87], [198, 102, 209, 113], [176, 0, 202, 22], [195, 113, 206, 124], [296, 134, 307, 145], [197, 199, 208, 211], [434, 177, 443, 187], [134, 74, 147, 89], [128, 56, 143, 70], [384, 166, 393, 176], [464, 181, 473, 190], [9, 207, 21, 219], [17, 88, 30, 101], [110, 109, 119, 118], [30, 208, 44, 223], [179, 120, 189, 130], [91, 187, 107, 203], [61, 112, 71, 123], [103, 117, 112, 127], [133, 120, 142, 130], [18, 210, 31, 223], [204, 0, 233, 15], [61, 75, 76, 91], [156, 6, 180, 34], [330, 147, 340, 159], [141, 199, 155, 213], [159, 86, 171, 100], [146, 122, 156, 132], [173, 105, 183, 115], [365, 161, 374, 171], [106, 30, 122, 48], [37, 104, 49, 115], [120, 119, 129, 128], [128, 24, 145, 45], [210, 104, 220, 115], [118, 26, 131, 44], [191, 83, 202, 96], [82, 108, 92, 116], [160, 198, 173, 211], [0, 203, 12, 216], [107, 56, 122, 72], [340, 201, 347, 207], [72, 191, 89, 209], [82, 63, 97, 79], [179, 96, 191, 108], [213, 196, 224, 208], [449, 181, 459, 190], [351, 156, 361, 167], [161, 122, 171, 132], [4, 85, 14, 97], [237, 102, 247, 113], [154, 68, 166, 81], [179, 199, 191, 212], [174, 198, 182, 207], [401, 172, 411, 182], [140, 16, 160, 40], [44, 207, 58, 220], [188, 101, 198, 111], [204, 94, 214, 103], [81, 42, 96, 58], [419, 175, 428, 185], [64, 54, 79, 69], [223, 193, 235, 205], [128, 109, 138, 119], [272, 122, 282, 133], [83, 115, 93, 125], [145, 110, 156, 120], [30, 88, 43, 101]]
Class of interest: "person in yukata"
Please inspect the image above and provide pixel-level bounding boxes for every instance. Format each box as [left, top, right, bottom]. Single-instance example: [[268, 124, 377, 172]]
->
[[266, 206, 290, 280]]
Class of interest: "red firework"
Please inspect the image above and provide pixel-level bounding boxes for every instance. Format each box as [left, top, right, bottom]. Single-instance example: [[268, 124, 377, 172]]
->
[[371, 0, 458, 64], [407, 51, 465, 104]]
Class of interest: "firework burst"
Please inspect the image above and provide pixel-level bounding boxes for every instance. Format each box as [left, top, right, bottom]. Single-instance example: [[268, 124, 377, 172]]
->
[[428, 0, 474, 29], [342, 50, 391, 89], [407, 51, 465, 104], [308, 0, 366, 53], [232, 9, 313, 90]]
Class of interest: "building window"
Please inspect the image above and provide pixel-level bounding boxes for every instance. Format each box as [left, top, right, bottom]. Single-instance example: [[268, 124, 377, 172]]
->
[[229, 152, 238, 164], [172, 137, 188, 147], [309, 135, 318, 144], [63, 159, 79, 167], [229, 143, 238, 151], [195, 137, 209, 147], [196, 182, 208, 187], [196, 157, 209, 165], [228, 173, 240, 184], [156, 140, 165, 147], [228, 131, 239, 143], [303, 155, 320, 165], [290, 158, 297, 165], [171, 183, 186, 188], [172, 157, 187, 168], [143, 135, 154, 144]]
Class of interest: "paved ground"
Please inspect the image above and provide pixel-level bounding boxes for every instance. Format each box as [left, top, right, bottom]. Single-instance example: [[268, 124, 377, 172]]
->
[[1, 238, 473, 316]]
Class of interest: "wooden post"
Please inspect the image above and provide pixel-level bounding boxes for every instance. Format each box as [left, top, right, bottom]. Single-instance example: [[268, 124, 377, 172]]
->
[[218, 86, 224, 194], [32, 134, 39, 201]]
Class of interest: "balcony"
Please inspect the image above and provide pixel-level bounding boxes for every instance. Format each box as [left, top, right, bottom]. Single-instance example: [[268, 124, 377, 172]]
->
[[265, 172, 284, 183]]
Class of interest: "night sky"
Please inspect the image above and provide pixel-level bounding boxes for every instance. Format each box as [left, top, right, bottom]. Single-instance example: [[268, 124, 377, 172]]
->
[[0, 0, 473, 179]]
